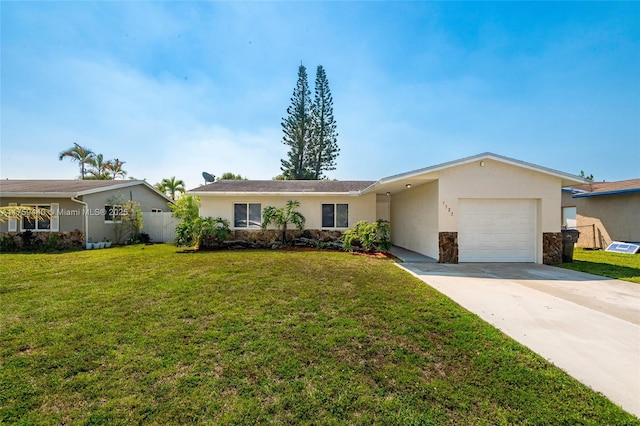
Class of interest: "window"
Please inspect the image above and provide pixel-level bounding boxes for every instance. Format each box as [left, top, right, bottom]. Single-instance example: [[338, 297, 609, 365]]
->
[[21, 205, 51, 231], [234, 203, 261, 228], [322, 204, 348, 228], [151, 208, 163, 213], [563, 207, 577, 229], [105, 205, 123, 223]]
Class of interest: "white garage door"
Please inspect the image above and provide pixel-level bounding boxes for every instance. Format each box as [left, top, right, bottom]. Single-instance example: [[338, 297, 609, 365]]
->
[[458, 199, 537, 262]]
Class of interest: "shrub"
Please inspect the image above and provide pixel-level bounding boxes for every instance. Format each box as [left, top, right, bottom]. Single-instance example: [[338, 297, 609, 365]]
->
[[0, 235, 17, 252], [199, 217, 231, 246], [262, 200, 306, 244], [128, 232, 151, 244], [171, 196, 231, 248], [343, 220, 391, 253], [106, 196, 144, 244], [46, 233, 62, 251]]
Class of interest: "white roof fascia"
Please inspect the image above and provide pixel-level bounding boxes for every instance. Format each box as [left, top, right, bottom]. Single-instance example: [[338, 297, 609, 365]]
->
[[77, 180, 174, 203], [479, 153, 589, 185], [361, 152, 587, 194], [140, 181, 175, 203], [187, 191, 363, 197], [1, 181, 173, 204], [76, 180, 147, 196], [0, 192, 77, 198]]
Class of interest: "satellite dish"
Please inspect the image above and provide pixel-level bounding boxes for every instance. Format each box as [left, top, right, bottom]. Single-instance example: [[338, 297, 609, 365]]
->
[[202, 171, 215, 183]]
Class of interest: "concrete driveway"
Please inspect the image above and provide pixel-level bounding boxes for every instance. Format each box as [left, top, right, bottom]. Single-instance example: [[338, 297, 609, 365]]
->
[[397, 261, 640, 417]]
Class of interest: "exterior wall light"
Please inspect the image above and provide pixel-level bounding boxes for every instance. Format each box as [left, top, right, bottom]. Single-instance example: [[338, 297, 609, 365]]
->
[[480, 161, 485, 167], [405, 184, 412, 189]]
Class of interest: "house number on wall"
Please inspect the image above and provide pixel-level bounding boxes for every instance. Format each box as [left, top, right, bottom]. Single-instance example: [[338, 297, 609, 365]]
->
[[442, 201, 454, 216]]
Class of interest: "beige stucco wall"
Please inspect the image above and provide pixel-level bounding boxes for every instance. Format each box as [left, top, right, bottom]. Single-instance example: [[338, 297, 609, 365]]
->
[[562, 192, 640, 247], [82, 186, 172, 243], [390, 180, 439, 259], [198, 193, 377, 230], [0, 198, 84, 233], [388, 159, 563, 263], [376, 194, 391, 222], [437, 159, 561, 233], [561, 191, 575, 211]]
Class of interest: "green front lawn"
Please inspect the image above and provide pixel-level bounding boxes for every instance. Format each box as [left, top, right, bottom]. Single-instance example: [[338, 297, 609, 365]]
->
[[1, 245, 636, 424], [559, 247, 640, 284]]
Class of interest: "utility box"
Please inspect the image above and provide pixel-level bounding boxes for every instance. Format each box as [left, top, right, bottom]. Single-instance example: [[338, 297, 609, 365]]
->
[[561, 229, 580, 262]]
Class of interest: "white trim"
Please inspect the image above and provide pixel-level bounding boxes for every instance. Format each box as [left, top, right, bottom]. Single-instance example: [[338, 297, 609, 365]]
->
[[104, 204, 124, 223], [189, 191, 362, 197], [361, 152, 588, 195], [19, 203, 52, 232], [50, 203, 59, 231], [321, 203, 350, 229], [8, 203, 17, 232], [1, 181, 174, 204], [77, 180, 173, 203], [1, 192, 76, 198], [232, 202, 262, 229], [189, 153, 587, 199], [75, 180, 146, 196]]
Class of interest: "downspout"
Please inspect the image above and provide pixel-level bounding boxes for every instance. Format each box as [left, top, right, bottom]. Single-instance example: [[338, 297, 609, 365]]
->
[[71, 197, 89, 245]]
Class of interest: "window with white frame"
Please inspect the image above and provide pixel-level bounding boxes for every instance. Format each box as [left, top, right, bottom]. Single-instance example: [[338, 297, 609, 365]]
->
[[151, 208, 163, 213], [105, 205, 123, 223], [322, 203, 349, 228], [234, 203, 261, 228], [562, 207, 577, 229], [21, 205, 51, 231]]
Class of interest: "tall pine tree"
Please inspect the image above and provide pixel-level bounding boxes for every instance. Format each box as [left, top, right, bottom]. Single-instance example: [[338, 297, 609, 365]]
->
[[280, 65, 314, 180], [309, 65, 339, 179]]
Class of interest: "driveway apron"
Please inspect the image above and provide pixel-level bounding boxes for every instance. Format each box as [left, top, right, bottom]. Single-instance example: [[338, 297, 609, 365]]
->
[[397, 262, 640, 417]]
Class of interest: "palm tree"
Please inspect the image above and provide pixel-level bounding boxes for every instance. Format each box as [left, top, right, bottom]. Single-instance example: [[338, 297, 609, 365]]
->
[[59, 143, 95, 179], [261, 200, 306, 244], [86, 154, 111, 180], [106, 158, 127, 179], [155, 181, 167, 195], [158, 176, 186, 200]]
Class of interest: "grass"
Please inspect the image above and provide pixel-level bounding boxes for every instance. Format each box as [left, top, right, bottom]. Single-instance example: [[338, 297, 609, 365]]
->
[[1, 245, 636, 425], [558, 247, 640, 284]]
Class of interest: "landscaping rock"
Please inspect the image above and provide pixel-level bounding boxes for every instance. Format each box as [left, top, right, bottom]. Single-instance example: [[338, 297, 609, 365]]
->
[[197, 229, 346, 252]]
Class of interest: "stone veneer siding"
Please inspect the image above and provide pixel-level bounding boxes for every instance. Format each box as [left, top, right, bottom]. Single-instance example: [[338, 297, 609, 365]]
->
[[542, 232, 563, 265], [438, 232, 458, 264]]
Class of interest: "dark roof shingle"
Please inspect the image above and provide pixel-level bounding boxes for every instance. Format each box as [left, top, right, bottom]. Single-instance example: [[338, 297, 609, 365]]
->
[[190, 180, 375, 193], [0, 179, 141, 195]]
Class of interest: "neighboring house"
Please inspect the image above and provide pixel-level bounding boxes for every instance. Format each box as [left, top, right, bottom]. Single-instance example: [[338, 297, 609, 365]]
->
[[561, 178, 640, 248], [190, 153, 586, 264], [0, 180, 174, 245]]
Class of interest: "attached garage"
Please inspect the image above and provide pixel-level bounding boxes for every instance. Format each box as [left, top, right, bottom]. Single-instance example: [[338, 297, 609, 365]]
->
[[458, 199, 537, 262], [372, 153, 587, 264]]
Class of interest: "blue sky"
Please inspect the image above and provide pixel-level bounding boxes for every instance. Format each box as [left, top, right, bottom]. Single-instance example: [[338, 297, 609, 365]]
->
[[1, 2, 638, 189]]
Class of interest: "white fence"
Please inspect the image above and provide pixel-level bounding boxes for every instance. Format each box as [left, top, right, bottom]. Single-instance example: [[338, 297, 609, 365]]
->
[[142, 212, 179, 243]]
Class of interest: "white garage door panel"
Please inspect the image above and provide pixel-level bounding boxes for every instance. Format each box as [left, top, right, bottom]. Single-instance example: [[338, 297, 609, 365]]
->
[[459, 199, 536, 262]]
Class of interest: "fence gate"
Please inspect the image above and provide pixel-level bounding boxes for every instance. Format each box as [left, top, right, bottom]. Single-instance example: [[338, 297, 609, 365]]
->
[[142, 212, 178, 243]]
